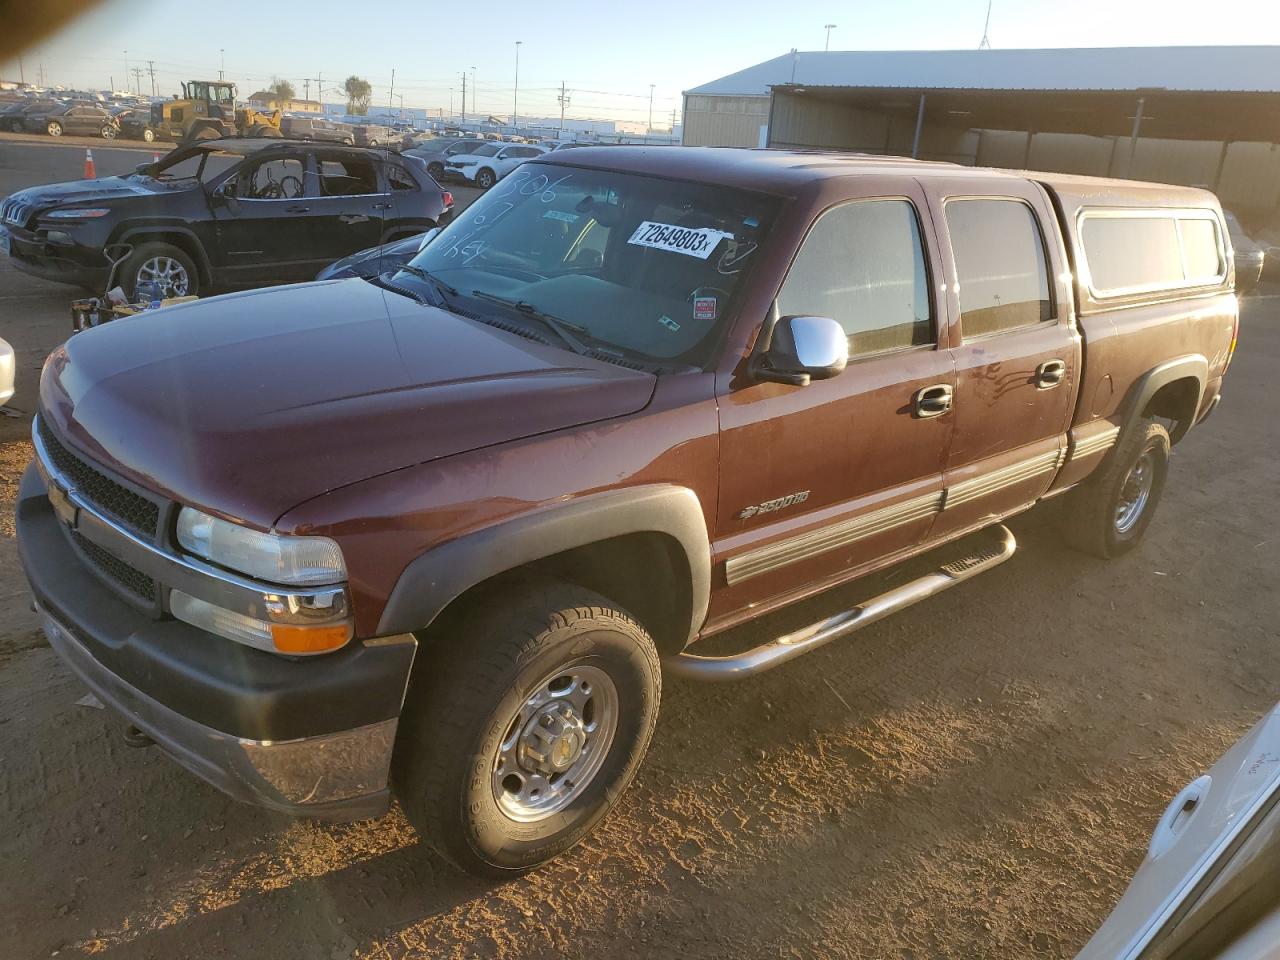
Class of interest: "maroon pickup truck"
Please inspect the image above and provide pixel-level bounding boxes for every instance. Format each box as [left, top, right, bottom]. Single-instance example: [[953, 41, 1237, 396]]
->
[[17, 147, 1238, 877]]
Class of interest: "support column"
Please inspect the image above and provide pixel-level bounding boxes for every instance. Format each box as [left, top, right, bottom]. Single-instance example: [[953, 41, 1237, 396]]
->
[[1125, 96, 1145, 177], [911, 93, 926, 159]]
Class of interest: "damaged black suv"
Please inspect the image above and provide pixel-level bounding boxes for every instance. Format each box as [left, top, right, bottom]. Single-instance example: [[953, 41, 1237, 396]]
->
[[0, 138, 452, 298]]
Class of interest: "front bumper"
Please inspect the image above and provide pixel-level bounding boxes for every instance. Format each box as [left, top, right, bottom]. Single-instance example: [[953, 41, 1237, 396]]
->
[[0, 222, 106, 288], [17, 457, 418, 820]]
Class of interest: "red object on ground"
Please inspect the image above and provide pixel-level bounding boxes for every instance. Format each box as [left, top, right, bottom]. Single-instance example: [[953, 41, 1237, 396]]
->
[[442, 191, 454, 209], [83, 148, 95, 179]]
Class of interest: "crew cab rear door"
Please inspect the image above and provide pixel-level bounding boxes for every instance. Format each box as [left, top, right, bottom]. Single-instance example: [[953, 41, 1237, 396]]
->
[[919, 177, 1079, 539], [709, 179, 957, 626]]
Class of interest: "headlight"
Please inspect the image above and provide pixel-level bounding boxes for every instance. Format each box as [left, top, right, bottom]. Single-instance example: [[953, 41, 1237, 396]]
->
[[43, 208, 111, 219], [176, 507, 346, 586]]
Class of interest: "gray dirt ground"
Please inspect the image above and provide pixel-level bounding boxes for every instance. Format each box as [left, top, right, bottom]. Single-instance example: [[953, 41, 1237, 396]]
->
[[0, 135, 1277, 959]]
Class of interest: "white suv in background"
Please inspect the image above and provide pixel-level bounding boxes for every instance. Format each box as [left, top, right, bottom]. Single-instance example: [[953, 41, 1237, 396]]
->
[[442, 143, 548, 189]]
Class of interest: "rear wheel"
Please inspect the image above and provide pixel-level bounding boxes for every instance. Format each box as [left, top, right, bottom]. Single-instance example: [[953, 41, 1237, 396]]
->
[[121, 242, 199, 300], [393, 576, 661, 877], [342, 137, 354, 146], [476, 167, 496, 189], [101, 125, 117, 140], [1061, 418, 1170, 558], [46, 120, 63, 136]]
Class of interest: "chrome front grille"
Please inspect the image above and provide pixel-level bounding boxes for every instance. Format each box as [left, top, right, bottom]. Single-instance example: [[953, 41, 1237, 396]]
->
[[36, 417, 163, 542], [1, 197, 31, 228]]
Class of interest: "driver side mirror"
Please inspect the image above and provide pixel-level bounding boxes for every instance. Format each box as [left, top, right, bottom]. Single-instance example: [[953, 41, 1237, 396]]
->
[[751, 312, 848, 387], [211, 179, 241, 214]]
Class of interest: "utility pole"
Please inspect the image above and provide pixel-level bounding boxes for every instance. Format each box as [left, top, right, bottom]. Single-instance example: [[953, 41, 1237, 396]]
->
[[513, 41, 522, 131], [303, 78, 310, 102], [460, 71, 467, 124], [131, 66, 145, 95], [449, 88, 454, 118], [824, 23, 837, 50], [979, 0, 993, 49], [123, 50, 128, 92], [470, 67, 476, 120], [557, 81, 570, 137], [388, 68, 395, 113], [147, 60, 156, 98], [648, 83, 655, 132]]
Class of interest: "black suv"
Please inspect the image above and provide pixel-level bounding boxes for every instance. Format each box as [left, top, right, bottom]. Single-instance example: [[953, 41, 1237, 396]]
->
[[0, 138, 452, 298]]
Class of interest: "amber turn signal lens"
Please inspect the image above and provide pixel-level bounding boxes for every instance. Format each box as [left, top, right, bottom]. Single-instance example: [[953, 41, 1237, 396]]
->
[[270, 622, 353, 654]]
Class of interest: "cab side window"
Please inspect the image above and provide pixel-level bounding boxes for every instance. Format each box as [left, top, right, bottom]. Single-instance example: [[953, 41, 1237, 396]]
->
[[776, 199, 933, 356], [945, 199, 1052, 337]]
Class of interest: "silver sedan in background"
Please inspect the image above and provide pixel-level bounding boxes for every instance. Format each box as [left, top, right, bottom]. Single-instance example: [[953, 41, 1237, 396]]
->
[[0, 337, 13, 406]]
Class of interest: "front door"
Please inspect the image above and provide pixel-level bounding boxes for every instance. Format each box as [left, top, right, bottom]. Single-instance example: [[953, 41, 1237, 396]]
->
[[211, 151, 314, 284], [709, 184, 957, 628], [920, 179, 1080, 540]]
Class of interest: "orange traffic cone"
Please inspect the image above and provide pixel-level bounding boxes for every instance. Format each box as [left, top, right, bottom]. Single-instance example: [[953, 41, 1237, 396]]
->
[[83, 148, 96, 179], [152, 152, 160, 163]]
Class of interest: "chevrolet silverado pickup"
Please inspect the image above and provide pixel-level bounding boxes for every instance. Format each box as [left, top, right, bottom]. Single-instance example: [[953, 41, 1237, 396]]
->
[[17, 147, 1238, 877]]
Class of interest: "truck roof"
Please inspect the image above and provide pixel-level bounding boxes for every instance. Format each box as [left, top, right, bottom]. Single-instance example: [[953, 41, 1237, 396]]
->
[[534, 145, 1221, 209]]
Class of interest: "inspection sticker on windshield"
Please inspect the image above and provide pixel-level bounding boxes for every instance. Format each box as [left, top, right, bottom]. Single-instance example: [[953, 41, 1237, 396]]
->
[[627, 221, 733, 259], [693, 297, 717, 320]]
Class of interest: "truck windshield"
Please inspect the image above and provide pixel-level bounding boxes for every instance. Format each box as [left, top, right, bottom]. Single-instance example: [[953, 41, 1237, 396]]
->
[[403, 162, 778, 367]]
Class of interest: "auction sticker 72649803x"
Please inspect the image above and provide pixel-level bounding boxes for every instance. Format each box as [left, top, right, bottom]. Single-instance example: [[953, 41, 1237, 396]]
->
[[627, 221, 733, 260]]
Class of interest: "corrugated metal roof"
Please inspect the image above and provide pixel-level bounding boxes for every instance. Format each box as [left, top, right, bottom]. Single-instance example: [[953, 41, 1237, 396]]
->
[[685, 47, 1280, 97]]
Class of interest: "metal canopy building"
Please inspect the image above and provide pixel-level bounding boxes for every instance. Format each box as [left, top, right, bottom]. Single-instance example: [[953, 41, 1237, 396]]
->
[[682, 47, 1280, 218]]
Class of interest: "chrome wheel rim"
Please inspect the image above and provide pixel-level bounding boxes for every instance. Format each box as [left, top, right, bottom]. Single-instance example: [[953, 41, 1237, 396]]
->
[[136, 256, 190, 298], [1115, 450, 1155, 534], [492, 663, 618, 822], [103, 126, 117, 139], [48, 124, 61, 136], [143, 129, 154, 142]]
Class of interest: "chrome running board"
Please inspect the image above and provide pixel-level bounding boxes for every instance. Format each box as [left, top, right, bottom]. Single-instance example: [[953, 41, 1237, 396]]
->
[[665, 525, 1017, 682]]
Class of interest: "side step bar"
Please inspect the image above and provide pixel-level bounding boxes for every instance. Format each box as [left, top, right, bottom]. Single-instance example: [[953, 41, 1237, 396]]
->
[[664, 525, 1016, 682]]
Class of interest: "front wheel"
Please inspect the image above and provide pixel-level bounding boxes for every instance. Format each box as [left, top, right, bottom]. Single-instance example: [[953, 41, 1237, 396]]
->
[[393, 576, 661, 877], [101, 125, 117, 140], [476, 167, 496, 189], [47, 121, 63, 136], [142, 127, 156, 143], [121, 242, 199, 300], [1061, 418, 1170, 558]]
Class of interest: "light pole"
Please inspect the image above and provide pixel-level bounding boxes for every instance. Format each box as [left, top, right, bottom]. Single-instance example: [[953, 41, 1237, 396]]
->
[[219, 48, 225, 81], [513, 41, 522, 132], [648, 83, 655, 133], [393, 93, 404, 116], [449, 88, 454, 118], [123, 50, 128, 94], [824, 24, 837, 51], [470, 67, 476, 120]]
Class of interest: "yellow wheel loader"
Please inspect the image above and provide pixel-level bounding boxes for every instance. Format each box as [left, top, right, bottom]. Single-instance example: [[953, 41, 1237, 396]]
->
[[155, 81, 282, 143]]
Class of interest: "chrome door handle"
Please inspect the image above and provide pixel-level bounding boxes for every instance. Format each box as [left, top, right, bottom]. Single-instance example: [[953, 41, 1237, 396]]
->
[[1035, 359, 1067, 389], [913, 383, 953, 418]]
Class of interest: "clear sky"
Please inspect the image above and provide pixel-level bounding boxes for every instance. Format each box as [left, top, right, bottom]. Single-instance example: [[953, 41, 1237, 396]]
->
[[4, 0, 1280, 124]]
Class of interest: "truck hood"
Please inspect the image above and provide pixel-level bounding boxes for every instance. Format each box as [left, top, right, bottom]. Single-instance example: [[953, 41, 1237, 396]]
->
[[40, 279, 656, 527]]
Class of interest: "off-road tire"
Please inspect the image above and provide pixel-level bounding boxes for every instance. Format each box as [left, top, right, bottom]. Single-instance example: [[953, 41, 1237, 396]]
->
[[476, 168, 497, 189], [120, 242, 199, 300], [392, 575, 662, 878], [1061, 418, 1170, 558]]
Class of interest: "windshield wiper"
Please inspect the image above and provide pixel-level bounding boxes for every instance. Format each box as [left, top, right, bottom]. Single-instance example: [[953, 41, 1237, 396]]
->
[[396, 264, 458, 303], [470, 290, 590, 355], [367, 271, 433, 306]]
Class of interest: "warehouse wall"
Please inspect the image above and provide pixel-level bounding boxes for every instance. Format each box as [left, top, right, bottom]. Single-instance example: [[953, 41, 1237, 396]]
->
[[975, 130, 1280, 217], [681, 94, 770, 147], [766, 91, 979, 163]]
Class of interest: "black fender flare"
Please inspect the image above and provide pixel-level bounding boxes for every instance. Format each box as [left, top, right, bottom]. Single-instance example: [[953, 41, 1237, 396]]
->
[[115, 225, 214, 287], [1120, 354, 1207, 444], [376, 484, 711, 643]]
